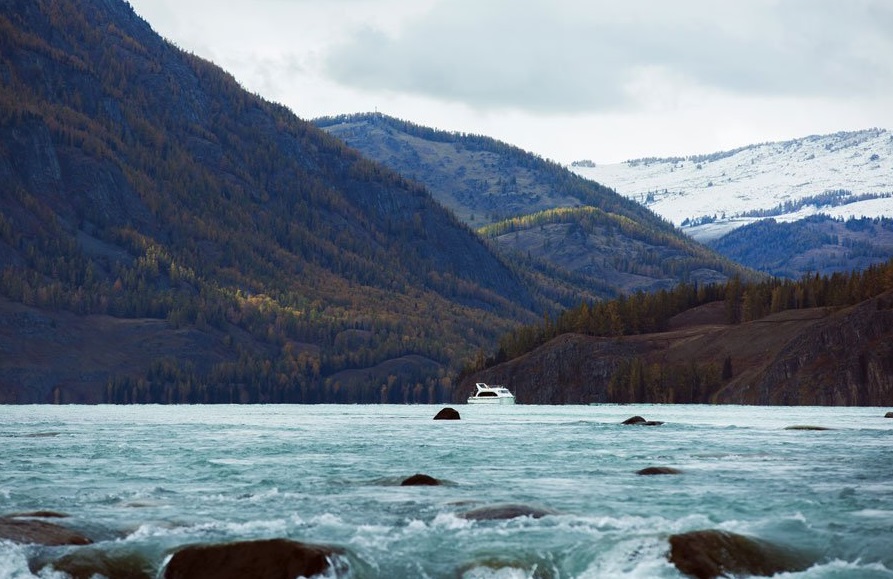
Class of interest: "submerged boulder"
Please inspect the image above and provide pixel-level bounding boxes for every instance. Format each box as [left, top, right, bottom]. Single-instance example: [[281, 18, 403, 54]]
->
[[0, 515, 92, 546], [163, 538, 345, 579], [401, 473, 441, 486], [637, 466, 683, 475], [460, 504, 558, 521], [38, 548, 153, 579], [668, 529, 813, 579], [433, 407, 460, 420], [784, 425, 833, 431], [621, 415, 664, 426]]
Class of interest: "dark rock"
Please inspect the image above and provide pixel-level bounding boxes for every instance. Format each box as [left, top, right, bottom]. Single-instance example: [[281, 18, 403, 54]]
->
[[38, 548, 153, 579], [7, 510, 69, 518], [460, 504, 558, 521], [0, 516, 91, 546], [668, 529, 813, 579], [784, 425, 833, 431], [401, 473, 440, 486], [622, 415, 664, 426], [885, 411, 893, 418], [163, 538, 345, 579], [433, 407, 460, 420], [637, 466, 682, 475]]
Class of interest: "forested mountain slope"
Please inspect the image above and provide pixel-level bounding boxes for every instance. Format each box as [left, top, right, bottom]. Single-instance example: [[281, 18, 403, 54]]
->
[[0, 0, 562, 403], [707, 215, 893, 279], [317, 113, 752, 294], [463, 261, 893, 406]]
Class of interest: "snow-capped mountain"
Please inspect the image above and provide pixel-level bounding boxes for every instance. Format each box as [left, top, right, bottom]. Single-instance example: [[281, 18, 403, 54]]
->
[[571, 129, 893, 241]]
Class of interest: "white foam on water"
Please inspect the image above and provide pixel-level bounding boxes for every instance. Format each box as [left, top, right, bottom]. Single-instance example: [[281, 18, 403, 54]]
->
[[431, 512, 473, 531], [0, 541, 66, 579], [787, 558, 893, 578], [459, 566, 537, 579], [564, 533, 674, 579], [125, 517, 289, 541], [309, 513, 344, 527]]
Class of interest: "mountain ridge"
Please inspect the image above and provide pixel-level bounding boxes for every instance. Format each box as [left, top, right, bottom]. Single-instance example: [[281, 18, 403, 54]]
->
[[571, 128, 893, 277], [316, 112, 754, 295], [0, 0, 556, 403]]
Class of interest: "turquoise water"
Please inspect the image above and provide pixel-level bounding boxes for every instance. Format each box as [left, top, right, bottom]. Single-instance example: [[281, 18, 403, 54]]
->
[[1, 404, 892, 578]]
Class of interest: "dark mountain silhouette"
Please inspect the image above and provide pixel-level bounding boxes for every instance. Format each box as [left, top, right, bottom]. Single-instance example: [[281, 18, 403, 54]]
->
[[0, 0, 566, 403], [316, 113, 753, 295]]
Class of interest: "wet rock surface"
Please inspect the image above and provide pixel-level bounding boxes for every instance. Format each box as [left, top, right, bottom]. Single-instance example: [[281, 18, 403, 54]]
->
[[0, 515, 92, 546], [401, 473, 441, 486], [622, 415, 664, 426], [162, 538, 345, 579], [460, 504, 558, 521], [433, 407, 461, 420], [636, 466, 683, 475], [668, 529, 813, 579]]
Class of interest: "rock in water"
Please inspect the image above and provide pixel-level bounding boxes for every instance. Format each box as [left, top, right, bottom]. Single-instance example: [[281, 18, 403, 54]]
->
[[884, 411, 893, 418], [401, 473, 440, 486], [621, 415, 664, 426], [460, 504, 558, 521], [39, 548, 153, 579], [163, 538, 345, 579], [433, 407, 460, 420], [636, 466, 682, 475], [668, 529, 813, 579], [0, 516, 92, 546]]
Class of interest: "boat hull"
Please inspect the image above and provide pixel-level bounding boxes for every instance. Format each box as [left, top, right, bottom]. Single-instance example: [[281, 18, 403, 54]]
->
[[467, 396, 516, 405]]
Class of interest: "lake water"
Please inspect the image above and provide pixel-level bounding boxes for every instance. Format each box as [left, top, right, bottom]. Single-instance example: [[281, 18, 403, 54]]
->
[[1, 404, 892, 578]]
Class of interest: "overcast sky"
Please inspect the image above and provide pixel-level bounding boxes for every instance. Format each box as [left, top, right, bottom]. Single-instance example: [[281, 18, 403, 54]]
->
[[127, 0, 893, 164]]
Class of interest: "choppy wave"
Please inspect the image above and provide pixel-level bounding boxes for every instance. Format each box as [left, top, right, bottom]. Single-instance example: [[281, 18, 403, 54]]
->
[[1, 404, 891, 577]]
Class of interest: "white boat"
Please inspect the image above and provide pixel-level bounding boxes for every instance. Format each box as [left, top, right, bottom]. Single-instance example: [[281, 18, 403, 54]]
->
[[467, 382, 516, 404]]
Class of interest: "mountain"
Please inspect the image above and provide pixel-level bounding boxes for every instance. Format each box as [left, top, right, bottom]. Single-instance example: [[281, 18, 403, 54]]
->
[[316, 113, 752, 295], [709, 215, 893, 279], [464, 263, 893, 406], [0, 0, 564, 403], [571, 130, 893, 277]]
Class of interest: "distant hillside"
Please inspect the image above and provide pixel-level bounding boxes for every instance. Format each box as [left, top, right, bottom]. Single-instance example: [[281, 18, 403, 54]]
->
[[707, 215, 893, 278], [0, 0, 563, 403], [316, 113, 752, 295], [571, 129, 893, 276], [463, 261, 893, 405]]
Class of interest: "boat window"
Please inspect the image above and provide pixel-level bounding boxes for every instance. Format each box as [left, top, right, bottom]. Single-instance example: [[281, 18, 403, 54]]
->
[[478, 391, 497, 397]]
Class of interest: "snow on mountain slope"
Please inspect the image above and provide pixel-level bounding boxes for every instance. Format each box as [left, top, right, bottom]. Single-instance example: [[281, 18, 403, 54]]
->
[[571, 129, 893, 241]]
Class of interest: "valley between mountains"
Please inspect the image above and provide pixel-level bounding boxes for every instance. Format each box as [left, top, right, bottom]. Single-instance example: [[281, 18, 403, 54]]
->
[[1, 0, 892, 405]]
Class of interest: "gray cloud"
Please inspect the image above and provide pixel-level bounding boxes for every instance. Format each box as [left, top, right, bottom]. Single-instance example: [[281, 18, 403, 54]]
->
[[322, 0, 893, 114]]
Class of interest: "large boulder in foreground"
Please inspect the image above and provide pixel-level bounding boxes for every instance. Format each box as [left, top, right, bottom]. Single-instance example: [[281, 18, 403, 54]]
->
[[0, 515, 92, 546], [460, 504, 558, 521], [433, 407, 460, 420], [668, 529, 813, 579], [163, 538, 345, 579]]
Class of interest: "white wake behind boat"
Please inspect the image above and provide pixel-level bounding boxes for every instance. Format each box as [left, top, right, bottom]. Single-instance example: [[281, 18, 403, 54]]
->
[[467, 382, 516, 404]]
